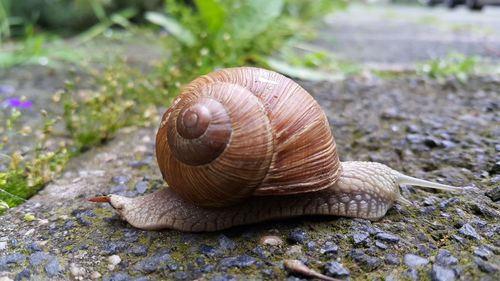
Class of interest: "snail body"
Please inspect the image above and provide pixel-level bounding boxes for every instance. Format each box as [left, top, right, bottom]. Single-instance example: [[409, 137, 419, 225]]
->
[[92, 67, 462, 232]]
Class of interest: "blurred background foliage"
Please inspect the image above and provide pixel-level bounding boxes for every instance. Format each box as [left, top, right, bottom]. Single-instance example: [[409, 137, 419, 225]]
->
[[1, 0, 161, 38], [0, 0, 344, 40]]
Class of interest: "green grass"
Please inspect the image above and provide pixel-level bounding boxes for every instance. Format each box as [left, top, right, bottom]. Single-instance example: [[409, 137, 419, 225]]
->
[[417, 53, 479, 82], [0, 109, 69, 211], [62, 63, 166, 151]]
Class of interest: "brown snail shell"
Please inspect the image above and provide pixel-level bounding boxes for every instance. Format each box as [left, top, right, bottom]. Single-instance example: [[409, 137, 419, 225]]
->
[[156, 67, 341, 207], [92, 67, 463, 232]]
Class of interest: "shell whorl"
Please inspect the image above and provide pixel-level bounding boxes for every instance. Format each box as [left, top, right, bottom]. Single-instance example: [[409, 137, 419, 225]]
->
[[156, 67, 341, 208]]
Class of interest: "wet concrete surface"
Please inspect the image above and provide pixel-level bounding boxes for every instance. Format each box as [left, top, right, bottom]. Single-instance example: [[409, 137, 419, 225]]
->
[[321, 4, 500, 67]]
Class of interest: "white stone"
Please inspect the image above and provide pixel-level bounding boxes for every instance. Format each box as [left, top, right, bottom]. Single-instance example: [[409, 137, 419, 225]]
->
[[108, 255, 121, 265], [285, 245, 303, 256], [259, 235, 283, 246], [90, 271, 101, 280], [0, 277, 13, 281], [0, 242, 6, 251], [69, 263, 85, 277]]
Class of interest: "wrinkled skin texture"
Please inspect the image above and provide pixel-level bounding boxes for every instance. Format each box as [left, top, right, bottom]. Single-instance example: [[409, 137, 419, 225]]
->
[[107, 161, 455, 232]]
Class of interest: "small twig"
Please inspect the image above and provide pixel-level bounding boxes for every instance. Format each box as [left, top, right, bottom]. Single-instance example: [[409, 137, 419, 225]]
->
[[283, 259, 342, 281]]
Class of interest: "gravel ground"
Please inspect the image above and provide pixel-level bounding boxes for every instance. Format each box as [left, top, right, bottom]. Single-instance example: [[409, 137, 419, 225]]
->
[[0, 75, 498, 280]]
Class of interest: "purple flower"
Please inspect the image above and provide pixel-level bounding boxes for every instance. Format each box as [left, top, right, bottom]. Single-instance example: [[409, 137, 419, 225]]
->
[[0, 85, 15, 95], [4, 97, 33, 109]]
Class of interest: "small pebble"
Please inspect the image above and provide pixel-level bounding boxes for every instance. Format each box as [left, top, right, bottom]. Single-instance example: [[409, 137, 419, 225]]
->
[[15, 269, 30, 280], [70, 263, 85, 278], [435, 249, 458, 267], [217, 255, 256, 269], [252, 246, 268, 259], [439, 198, 459, 209], [28, 252, 50, 266], [473, 246, 492, 260], [286, 245, 303, 256], [27, 242, 41, 253], [430, 265, 456, 281], [128, 245, 148, 256], [0, 242, 6, 251], [44, 258, 60, 277], [135, 181, 148, 194], [452, 235, 465, 244], [108, 255, 121, 266], [352, 231, 369, 244], [485, 186, 500, 202], [405, 268, 420, 281], [90, 271, 102, 280], [111, 175, 130, 184], [404, 254, 429, 268], [375, 232, 400, 243], [385, 253, 400, 265], [458, 223, 481, 240], [375, 241, 388, 250], [349, 249, 381, 271], [102, 241, 126, 255], [306, 241, 316, 251], [133, 249, 177, 273], [219, 235, 236, 250], [0, 253, 25, 271], [288, 228, 309, 244], [259, 235, 283, 246], [474, 258, 499, 273], [199, 244, 218, 257], [324, 261, 350, 278], [319, 241, 338, 255], [71, 209, 95, 226]]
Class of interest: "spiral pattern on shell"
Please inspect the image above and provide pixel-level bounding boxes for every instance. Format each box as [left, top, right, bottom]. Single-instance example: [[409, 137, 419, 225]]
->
[[156, 67, 341, 207]]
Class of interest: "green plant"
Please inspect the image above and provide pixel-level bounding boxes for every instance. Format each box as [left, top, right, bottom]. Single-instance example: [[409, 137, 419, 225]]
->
[[0, 108, 69, 208], [146, 0, 345, 91], [0, 0, 10, 41], [417, 53, 478, 82], [62, 63, 165, 151], [0, 26, 85, 68]]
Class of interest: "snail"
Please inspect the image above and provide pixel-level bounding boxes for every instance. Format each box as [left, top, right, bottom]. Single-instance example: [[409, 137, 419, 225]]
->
[[90, 67, 463, 232]]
